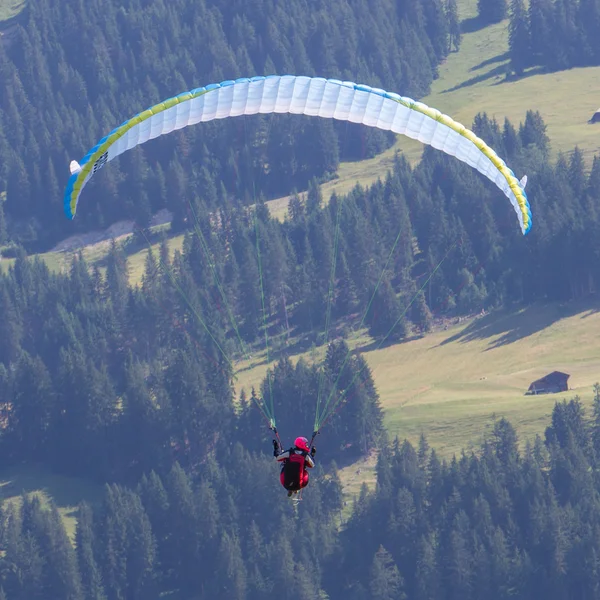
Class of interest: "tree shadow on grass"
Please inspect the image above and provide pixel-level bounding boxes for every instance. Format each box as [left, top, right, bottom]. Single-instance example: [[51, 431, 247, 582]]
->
[[442, 62, 509, 93], [460, 15, 489, 33], [356, 333, 424, 354], [438, 300, 596, 351], [470, 52, 510, 72], [491, 66, 547, 86]]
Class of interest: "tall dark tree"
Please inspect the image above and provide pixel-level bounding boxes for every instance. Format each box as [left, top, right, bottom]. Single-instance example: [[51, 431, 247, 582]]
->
[[529, 0, 555, 65], [509, 0, 531, 75], [0, 199, 7, 245], [75, 503, 107, 600], [366, 277, 408, 341], [446, 0, 462, 51], [370, 546, 406, 600], [0, 288, 22, 366], [9, 351, 54, 460]]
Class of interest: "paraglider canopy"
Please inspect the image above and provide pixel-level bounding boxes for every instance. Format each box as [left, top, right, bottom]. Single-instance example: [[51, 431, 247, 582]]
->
[[64, 75, 532, 234]]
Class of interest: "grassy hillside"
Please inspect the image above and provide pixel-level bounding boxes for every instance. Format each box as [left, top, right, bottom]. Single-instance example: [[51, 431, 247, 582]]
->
[[333, 301, 600, 498], [424, 13, 600, 165], [0, 0, 25, 22], [237, 301, 600, 455]]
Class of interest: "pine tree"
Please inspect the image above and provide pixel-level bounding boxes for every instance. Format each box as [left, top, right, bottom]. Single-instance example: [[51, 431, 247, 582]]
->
[[104, 239, 129, 322], [126, 494, 158, 600], [121, 357, 163, 476], [529, 0, 554, 66], [10, 351, 54, 460], [446, 0, 461, 51], [167, 157, 189, 232], [0, 287, 22, 365], [164, 463, 202, 593], [440, 511, 474, 599], [238, 236, 262, 341], [335, 251, 359, 317], [137, 471, 170, 579], [16, 530, 46, 599], [211, 532, 247, 600], [411, 291, 434, 333], [414, 533, 440, 600], [568, 146, 587, 199], [39, 503, 83, 600], [95, 486, 128, 600], [0, 197, 7, 245], [509, 0, 531, 75], [491, 417, 520, 467], [307, 178, 324, 215], [75, 503, 107, 600], [370, 545, 406, 600], [502, 117, 523, 160], [55, 347, 118, 475], [366, 277, 409, 341]]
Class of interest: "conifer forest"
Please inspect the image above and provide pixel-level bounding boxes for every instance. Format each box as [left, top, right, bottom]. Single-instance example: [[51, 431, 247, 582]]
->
[[2, 0, 600, 597]]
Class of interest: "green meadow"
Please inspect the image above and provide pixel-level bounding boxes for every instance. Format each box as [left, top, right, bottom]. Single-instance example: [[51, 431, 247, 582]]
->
[[0, 0, 25, 22]]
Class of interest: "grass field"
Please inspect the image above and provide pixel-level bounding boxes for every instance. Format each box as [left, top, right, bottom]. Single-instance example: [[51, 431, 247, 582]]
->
[[234, 299, 600, 499], [423, 19, 600, 165], [0, 0, 25, 22], [333, 301, 600, 497]]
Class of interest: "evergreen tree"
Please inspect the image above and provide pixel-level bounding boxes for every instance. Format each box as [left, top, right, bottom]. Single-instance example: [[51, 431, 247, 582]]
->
[[446, 0, 462, 52], [238, 236, 262, 341], [38, 503, 83, 600], [164, 463, 203, 594], [137, 471, 171, 583], [370, 545, 406, 600], [414, 534, 440, 600], [529, 0, 555, 65], [104, 239, 129, 323], [411, 290, 434, 333], [9, 351, 54, 460], [0, 198, 7, 245], [212, 532, 248, 600], [75, 503, 107, 600], [509, 0, 531, 75], [0, 288, 22, 366], [366, 277, 408, 341], [126, 493, 158, 600], [491, 417, 519, 467], [121, 356, 165, 477]]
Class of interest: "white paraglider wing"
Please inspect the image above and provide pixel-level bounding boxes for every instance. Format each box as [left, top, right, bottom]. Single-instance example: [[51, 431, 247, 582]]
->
[[64, 75, 531, 234]]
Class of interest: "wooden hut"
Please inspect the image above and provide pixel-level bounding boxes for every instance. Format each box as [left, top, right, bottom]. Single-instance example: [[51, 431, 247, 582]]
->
[[527, 371, 570, 395]]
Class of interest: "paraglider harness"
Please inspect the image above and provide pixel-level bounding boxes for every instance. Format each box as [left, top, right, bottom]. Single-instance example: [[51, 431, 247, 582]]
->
[[272, 430, 317, 492]]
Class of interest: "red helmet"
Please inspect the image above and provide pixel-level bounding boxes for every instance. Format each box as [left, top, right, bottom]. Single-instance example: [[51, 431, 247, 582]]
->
[[294, 436, 309, 452]]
